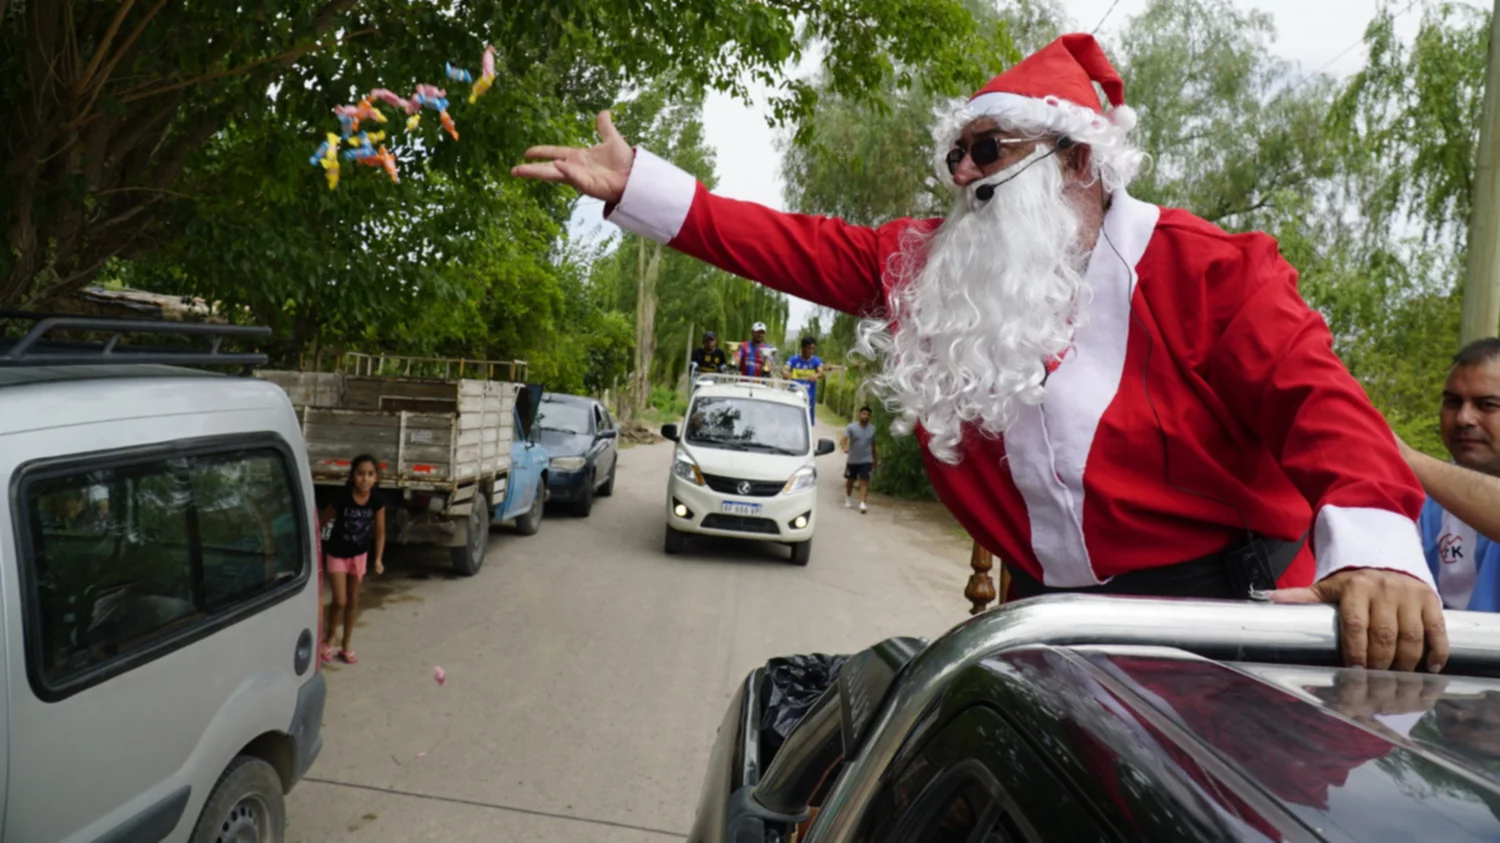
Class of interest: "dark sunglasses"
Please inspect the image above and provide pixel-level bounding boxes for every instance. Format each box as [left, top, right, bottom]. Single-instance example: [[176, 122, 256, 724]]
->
[[945, 135, 1035, 176]]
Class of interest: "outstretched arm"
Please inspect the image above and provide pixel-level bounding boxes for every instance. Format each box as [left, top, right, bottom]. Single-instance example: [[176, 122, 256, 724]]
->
[[1398, 439, 1500, 543], [1203, 234, 1444, 672], [514, 111, 908, 315]]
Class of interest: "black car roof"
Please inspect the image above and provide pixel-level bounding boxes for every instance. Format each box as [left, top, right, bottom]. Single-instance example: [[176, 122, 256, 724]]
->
[[962, 645, 1500, 841], [541, 392, 595, 404]]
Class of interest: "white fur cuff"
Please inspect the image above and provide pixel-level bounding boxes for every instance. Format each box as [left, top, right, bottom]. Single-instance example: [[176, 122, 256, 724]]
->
[[606, 147, 698, 245], [1313, 504, 1436, 592]]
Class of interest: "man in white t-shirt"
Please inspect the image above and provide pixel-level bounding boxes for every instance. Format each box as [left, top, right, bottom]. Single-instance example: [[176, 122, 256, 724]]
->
[[1409, 339, 1500, 612]]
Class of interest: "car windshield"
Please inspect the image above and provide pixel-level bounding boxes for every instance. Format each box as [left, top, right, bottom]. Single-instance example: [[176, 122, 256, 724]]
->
[[686, 396, 808, 456], [537, 401, 591, 435]]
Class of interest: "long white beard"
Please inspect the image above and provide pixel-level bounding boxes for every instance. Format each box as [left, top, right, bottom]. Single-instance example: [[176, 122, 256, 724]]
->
[[856, 150, 1091, 465]]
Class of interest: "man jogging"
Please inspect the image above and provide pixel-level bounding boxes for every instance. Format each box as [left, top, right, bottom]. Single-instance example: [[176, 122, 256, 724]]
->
[[842, 406, 878, 513]]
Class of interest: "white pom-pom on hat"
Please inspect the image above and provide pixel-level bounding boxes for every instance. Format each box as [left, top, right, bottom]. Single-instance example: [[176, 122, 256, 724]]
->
[[1110, 103, 1138, 133]]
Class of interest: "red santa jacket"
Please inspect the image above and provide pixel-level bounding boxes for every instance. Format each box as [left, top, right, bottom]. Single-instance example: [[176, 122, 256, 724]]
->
[[607, 149, 1435, 591]]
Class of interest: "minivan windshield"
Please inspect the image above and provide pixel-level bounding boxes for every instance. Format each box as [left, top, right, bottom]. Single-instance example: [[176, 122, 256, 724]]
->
[[686, 396, 809, 455]]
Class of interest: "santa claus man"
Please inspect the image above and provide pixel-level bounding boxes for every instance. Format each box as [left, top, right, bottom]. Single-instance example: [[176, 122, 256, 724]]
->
[[514, 34, 1447, 672]]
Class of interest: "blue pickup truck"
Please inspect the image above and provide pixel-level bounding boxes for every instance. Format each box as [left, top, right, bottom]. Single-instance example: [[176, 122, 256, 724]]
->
[[490, 384, 551, 537]]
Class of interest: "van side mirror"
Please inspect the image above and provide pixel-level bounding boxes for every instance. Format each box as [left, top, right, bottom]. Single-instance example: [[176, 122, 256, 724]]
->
[[598, 429, 619, 440], [661, 424, 679, 442], [815, 438, 836, 457]]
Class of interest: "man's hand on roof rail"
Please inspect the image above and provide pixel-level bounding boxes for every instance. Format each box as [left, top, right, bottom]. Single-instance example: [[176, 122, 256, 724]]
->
[[1272, 569, 1448, 673]]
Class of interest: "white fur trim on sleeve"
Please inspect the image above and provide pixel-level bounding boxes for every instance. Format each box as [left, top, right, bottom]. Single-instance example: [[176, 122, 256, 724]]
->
[[605, 147, 698, 245], [1313, 504, 1437, 592]]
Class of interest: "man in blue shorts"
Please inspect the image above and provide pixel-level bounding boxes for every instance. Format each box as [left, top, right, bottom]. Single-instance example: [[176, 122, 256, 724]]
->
[[842, 406, 878, 513]]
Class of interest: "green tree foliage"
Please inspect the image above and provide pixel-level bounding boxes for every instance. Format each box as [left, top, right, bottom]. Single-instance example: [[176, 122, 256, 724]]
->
[[1, 0, 1012, 312], [1316, 2, 1490, 454]]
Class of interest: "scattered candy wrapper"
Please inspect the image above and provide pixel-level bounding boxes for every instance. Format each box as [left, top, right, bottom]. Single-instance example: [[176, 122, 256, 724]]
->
[[313, 45, 494, 187], [417, 752, 428, 759], [434, 666, 447, 686]]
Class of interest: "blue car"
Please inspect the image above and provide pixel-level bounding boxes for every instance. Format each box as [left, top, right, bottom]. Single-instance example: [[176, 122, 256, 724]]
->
[[536, 392, 619, 517]]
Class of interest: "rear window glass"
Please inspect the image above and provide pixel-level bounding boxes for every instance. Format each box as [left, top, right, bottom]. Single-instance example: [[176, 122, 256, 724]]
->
[[24, 447, 305, 685]]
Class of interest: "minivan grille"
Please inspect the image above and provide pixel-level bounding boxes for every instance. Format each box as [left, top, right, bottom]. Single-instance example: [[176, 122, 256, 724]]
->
[[701, 514, 781, 535], [702, 473, 783, 497]]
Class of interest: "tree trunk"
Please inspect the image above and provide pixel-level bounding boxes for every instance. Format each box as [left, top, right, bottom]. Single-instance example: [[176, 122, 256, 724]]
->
[[629, 238, 663, 418]]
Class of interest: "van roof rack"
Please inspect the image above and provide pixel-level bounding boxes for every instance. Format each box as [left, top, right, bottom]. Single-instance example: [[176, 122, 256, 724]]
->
[[0, 311, 270, 368], [690, 371, 808, 398]]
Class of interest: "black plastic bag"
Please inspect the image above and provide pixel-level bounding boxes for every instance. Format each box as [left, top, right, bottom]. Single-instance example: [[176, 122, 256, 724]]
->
[[760, 652, 850, 761]]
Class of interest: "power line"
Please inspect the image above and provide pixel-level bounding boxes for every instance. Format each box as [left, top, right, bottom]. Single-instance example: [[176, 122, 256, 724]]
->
[[1092, 0, 1125, 34], [1290, 0, 1424, 90]]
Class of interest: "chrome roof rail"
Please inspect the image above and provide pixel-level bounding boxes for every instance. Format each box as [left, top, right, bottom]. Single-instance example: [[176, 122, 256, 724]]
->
[[688, 371, 808, 399], [802, 594, 1500, 842]]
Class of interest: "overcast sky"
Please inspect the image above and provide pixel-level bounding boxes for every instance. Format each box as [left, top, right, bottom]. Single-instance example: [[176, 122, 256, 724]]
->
[[569, 0, 1476, 336]]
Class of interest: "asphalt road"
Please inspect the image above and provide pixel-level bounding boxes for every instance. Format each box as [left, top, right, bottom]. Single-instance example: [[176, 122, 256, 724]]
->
[[286, 421, 973, 842]]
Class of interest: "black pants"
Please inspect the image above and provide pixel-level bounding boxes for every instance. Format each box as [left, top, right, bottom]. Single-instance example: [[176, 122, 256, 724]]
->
[[1006, 533, 1307, 601]]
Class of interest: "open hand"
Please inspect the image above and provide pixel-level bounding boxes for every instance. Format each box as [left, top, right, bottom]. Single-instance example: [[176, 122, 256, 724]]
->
[[1272, 568, 1447, 672], [511, 110, 634, 204]]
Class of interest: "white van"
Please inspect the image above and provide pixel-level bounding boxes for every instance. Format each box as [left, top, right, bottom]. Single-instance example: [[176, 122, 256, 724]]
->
[[0, 316, 324, 843], [660, 375, 836, 565]]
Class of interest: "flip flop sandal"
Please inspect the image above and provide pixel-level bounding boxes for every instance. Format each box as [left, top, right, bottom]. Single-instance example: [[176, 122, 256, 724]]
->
[[338, 650, 359, 665], [320, 646, 335, 664]]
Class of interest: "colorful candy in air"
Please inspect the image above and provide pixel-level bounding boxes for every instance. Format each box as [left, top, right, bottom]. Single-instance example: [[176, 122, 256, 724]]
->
[[369, 88, 417, 115], [445, 62, 473, 85], [309, 132, 341, 190], [356, 145, 399, 183], [469, 45, 496, 104], [333, 97, 387, 134], [311, 46, 497, 188]]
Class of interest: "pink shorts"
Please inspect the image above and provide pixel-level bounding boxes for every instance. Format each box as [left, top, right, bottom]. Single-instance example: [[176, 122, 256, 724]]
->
[[325, 553, 368, 577]]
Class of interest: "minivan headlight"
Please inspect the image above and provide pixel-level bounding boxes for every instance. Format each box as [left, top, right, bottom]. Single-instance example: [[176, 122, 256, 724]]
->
[[673, 454, 705, 486], [550, 456, 587, 471], [783, 465, 816, 494]]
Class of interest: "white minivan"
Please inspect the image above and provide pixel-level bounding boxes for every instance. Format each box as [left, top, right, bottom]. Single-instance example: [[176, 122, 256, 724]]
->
[[660, 375, 836, 565], [0, 315, 324, 843]]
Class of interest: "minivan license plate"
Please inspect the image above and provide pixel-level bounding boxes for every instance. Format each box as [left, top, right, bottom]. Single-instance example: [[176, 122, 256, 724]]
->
[[721, 500, 762, 516]]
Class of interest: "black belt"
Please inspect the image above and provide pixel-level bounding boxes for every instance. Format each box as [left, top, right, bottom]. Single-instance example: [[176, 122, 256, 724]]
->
[[1007, 531, 1308, 601]]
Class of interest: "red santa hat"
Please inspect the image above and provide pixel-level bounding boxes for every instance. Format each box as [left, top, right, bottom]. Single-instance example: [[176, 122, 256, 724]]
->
[[967, 33, 1137, 133]]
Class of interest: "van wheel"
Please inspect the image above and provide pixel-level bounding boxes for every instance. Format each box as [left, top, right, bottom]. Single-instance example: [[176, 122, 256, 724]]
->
[[513, 479, 545, 536], [665, 525, 685, 555], [789, 539, 812, 566], [451, 494, 488, 576], [189, 756, 285, 843]]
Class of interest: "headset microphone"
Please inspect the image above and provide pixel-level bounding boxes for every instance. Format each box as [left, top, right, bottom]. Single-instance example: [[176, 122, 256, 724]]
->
[[972, 137, 1076, 204]]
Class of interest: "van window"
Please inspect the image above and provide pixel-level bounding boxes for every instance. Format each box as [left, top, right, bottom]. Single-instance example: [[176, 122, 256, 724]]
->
[[686, 396, 810, 455], [24, 447, 305, 686]]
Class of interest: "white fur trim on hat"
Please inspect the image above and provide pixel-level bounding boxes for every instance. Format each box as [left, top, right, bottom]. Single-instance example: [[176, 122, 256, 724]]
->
[[931, 93, 1145, 193]]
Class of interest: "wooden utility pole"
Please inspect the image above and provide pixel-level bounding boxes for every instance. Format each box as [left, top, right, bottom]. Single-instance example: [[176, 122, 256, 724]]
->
[[1460, 2, 1500, 344]]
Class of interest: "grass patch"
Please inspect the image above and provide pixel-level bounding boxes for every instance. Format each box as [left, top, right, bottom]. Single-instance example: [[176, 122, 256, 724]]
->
[[816, 403, 849, 430]]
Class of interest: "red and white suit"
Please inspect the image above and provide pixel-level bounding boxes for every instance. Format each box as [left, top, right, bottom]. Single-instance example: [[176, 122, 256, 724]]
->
[[607, 148, 1436, 593]]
